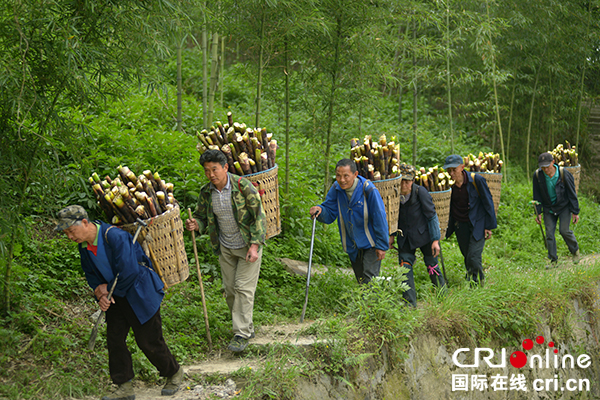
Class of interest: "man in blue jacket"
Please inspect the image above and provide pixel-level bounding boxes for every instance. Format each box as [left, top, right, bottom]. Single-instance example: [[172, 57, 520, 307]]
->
[[444, 155, 497, 287], [55, 205, 182, 400], [389, 164, 445, 307], [309, 159, 389, 284], [532, 152, 580, 266]]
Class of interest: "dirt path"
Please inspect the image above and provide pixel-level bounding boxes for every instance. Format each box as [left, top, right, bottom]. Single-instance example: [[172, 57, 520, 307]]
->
[[74, 321, 318, 400]]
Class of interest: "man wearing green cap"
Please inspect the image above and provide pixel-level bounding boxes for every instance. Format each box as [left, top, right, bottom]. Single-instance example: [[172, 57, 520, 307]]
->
[[443, 154, 496, 287], [389, 164, 445, 307], [55, 205, 183, 400]]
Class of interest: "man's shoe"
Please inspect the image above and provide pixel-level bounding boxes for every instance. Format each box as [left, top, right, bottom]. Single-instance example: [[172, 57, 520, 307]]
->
[[228, 335, 249, 352], [161, 367, 184, 396], [546, 259, 558, 270], [101, 381, 135, 400], [572, 250, 581, 264]]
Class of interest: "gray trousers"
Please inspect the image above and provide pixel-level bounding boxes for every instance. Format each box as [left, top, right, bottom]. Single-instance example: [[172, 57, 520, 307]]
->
[[219, 245, 262, 339], [350, 248, 381, 284], [543, 209, 579, 261]]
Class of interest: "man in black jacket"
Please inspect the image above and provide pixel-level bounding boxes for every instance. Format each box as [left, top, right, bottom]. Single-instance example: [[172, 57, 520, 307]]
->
[[532, 152, 580, 266], [389, 164, 445, 307]]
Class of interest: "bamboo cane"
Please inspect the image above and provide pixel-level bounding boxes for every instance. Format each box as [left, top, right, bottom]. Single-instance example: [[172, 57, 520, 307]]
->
[[187, 208, 213, 352]]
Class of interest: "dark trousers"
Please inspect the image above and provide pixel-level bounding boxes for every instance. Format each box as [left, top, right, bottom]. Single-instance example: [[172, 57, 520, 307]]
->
[[106, 296, 179, 385], [455, 221, 486, 283], [350, 248, 381, 284], [398, 240, 446, 307], [543, 209, 579, 261]]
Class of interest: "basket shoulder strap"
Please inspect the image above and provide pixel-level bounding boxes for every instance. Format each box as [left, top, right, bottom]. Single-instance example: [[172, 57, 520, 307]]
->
[[104, 225, 116, 245], [559, 166, 564, 185], [470, 172, 480, 197]]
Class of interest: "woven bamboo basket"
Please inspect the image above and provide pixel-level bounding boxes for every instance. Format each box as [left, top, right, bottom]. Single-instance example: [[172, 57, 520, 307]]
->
[[121, 203, 189, 287], [243, 164, 281, 239], [372, 175, 402, 236], [474, 172, 502, 215], [430, 189, 452, 238], [564, 165, 581, 194]]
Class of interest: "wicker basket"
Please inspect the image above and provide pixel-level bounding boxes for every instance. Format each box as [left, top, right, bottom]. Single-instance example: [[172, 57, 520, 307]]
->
[[372, 175, 403, 236], [564, 165, 581, 194], [474, 172, 502, 215], [430, 189, 452, 238], [243, 165, 281, 239], [121, 203, 189, 287]]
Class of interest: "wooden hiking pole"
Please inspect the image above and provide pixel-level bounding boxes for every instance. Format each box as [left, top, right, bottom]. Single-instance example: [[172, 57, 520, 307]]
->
[[187, 208, 213, 352]]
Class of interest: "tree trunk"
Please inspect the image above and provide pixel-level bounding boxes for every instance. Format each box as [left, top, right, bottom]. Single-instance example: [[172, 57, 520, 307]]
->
[[506, 75, 517, 179], [486, 0, 507, 183], [207, 32, 219, 128], [255, 8, 266, 128], [176, 36, 183, 132], [323, 15, 343, 196], [445, 2, 454, 153], [220, 36, 225, 108], [284, 38, 290, 207], [526, 69, 540, 182], [202, 17, 208, 129], [576, 1, 592, 151], [412, 19, 417, 167]]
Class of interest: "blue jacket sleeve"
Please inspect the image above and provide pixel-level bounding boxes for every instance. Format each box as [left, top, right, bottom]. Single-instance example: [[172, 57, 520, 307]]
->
[[366, 185, 390, 251], [317, 183, 340, 225], [427, 215, 441, 242], [475, 174, 497, 230]]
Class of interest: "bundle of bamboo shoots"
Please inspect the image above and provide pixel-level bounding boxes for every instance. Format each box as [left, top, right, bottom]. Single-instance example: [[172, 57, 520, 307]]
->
[[549, 142, 578, 167], [416, 166, 453, 192], [88, 166, 177, 225], [349, 134, 401, 180], [463, 152, 503, 173], [195, 112, 278, 176]]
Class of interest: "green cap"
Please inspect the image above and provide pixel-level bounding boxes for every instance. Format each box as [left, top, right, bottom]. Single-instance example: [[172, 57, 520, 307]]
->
[[54, 205, 88, 231], [399, 163, 416, 180]]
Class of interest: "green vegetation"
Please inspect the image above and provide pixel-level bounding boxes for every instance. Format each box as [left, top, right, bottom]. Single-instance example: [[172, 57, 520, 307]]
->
[[2, 1, 600, 398], [1, 76, 600, 398]]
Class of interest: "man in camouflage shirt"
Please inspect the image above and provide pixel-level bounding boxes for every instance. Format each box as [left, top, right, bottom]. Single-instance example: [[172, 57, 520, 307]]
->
[[186, 149, 266, 352]]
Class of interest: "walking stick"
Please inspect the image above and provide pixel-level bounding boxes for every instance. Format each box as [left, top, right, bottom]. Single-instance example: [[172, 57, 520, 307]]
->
[[187, 208, 213, 352], [300, 214, 318, 323], [529, 200, 547, 249], [439, 245, 448, 283], [88, 218, 146, 350]]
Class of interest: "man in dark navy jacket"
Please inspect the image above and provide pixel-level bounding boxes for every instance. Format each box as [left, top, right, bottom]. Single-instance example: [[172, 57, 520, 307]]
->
[[532, 152, 580, 266], [444, 155, 497, 287], [389, 164, 445, 307], [55, 205, 182, 400]]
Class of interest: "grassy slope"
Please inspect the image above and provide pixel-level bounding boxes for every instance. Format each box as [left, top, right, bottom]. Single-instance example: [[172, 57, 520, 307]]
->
[[2, 80, 600, 399]]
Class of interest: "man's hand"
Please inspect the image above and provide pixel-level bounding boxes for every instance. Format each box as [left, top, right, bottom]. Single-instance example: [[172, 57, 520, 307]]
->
[[535, 214, 542, 225], [375, 249, 386, 261], [185, 218, 199, 232], [572, 214, 579, 224], [431, 240, 440, 258], [388, 236, 395, 248], [94, 284, 114, 311], [484, 229, 492, 240], [309, 206, 322, 219], [246, 244, 259, 263], [94, 284, 108, 301], [98, 294, 115, 311]]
